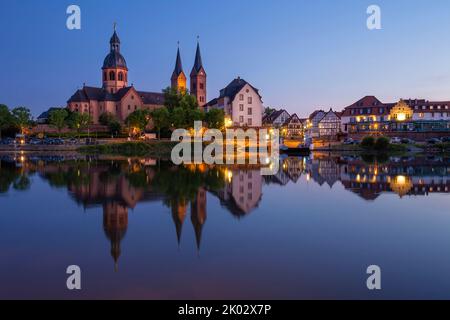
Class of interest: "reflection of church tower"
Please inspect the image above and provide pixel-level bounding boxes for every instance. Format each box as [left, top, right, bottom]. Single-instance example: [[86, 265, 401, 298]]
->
[[171, 199, 187, 246], [190, 40, 207, 107], [191, 188, 207, 251], [103, 202, 128, 271], [171, 45, 187, 93], [102, 25, 128, 94]]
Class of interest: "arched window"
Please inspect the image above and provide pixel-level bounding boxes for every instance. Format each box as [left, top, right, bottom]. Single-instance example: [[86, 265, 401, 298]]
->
[[103, 72, 107, 81], [118, 72, 123, 81], [109, 71, 115, 81]]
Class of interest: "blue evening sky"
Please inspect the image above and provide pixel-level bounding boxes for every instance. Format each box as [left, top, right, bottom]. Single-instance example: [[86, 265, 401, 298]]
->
[[1, 0, 450, 117]]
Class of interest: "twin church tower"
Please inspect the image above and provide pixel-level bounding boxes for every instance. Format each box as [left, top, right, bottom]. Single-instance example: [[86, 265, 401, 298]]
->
[[171, 42, 207, 106]]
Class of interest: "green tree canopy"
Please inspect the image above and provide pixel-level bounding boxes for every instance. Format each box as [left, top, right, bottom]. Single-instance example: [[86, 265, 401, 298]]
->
[[11, 107, 32, 134], [0, 104, 13, 139], [125, 109, 150, 136], [163, 87, 183, 112], [205, 108, 225, 129], [108, 121, 122, 137], [264, 107, 276, 117], [68, 112, 92, 138], [49, 108, 69, 137], [151, 108, 170, 140], [99, 112, 117, 126]]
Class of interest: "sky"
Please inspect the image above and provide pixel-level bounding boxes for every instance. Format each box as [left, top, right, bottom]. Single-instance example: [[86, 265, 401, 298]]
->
[[2, 0, 450, 117]]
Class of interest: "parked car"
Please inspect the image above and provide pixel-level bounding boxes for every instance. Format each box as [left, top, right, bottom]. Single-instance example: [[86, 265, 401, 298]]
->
[[427, 138, 442, 144], [401, 138, 415, 144], [29, 138, 43, 145], [343, 138, 354, 145], [390, 137, 402, 144], [15, 134, 26, 145], [0, 138, 14, 145], [441, 136, 450, 143]]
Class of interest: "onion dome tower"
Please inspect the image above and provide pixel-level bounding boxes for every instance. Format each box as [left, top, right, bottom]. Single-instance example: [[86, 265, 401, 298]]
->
[[102, 24, 128, 94]]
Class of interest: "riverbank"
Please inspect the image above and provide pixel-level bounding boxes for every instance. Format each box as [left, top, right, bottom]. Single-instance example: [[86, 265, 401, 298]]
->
[[78, 141, 177, 157], [2, 140, 449, 157]]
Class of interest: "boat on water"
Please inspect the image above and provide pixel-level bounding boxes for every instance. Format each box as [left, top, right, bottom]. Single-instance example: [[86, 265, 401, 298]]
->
[[280, 142, 310, 154]]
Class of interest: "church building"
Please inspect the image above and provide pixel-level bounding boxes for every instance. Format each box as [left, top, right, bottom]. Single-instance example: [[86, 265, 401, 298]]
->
[[67, 27, 207, 124]]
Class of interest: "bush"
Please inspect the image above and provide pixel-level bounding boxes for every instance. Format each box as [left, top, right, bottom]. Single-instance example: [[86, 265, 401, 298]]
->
[[375, 136, 390, 151], [361, 136, 375, 149]]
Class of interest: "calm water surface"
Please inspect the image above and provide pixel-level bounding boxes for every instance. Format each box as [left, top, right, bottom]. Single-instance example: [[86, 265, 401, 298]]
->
[[0, 152, 449, 299]]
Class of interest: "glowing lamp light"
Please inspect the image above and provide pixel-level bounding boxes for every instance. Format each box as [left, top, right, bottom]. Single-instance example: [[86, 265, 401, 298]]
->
[[227, 171, 233, 183], [396, 175, 407, 185], [224, 118, 233, 128], [396, 113, 406, 121]]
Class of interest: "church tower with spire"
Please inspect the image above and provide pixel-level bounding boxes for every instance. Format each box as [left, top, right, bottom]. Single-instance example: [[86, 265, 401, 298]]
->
[[171, 45, 187, 93], [102, 24, 128, 93], [190, 40, 207, 107]]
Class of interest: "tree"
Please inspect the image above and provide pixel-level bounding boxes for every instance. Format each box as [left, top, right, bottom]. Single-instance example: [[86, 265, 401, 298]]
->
[[108, 121, 122, 137], [163, 87, 183, 112], [186, 108, 204, 128], [361, 136, 375, 149], [49, 109, 69, 137], [264, 107, 276, 117], [151, 108, 170, 140], [11, 107, 32, 134], [125, 109, 150, 137], [205, 108, 225, 129], [171, 107, 186, 129], [99, 112, 116, 126], [0, 104, 12, 140], [69, 113, 92, 139], [375, 136, 390, 151]]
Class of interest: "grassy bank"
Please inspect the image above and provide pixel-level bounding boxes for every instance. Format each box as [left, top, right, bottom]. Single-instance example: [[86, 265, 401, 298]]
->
[[330, 143, 408, 154], [78, 141, 177, 157]]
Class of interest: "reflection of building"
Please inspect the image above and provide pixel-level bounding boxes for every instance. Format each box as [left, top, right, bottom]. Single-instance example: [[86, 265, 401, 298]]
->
[[191, 188, 207, 251], [305, 156, 341, 188], [171, 199, 187, 246], [282, 157, 304, 183], [216, 169, 263, 217], [103, 202, 128, 271], [339, 157, 450, 200]]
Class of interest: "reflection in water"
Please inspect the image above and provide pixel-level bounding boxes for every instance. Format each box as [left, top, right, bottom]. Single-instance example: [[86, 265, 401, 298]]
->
[[0, 153, 449, 268]]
